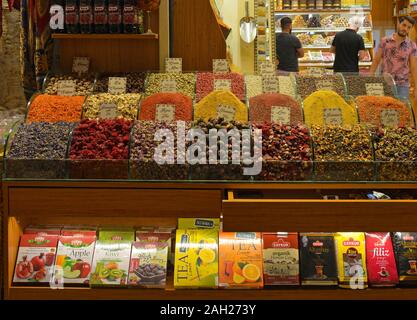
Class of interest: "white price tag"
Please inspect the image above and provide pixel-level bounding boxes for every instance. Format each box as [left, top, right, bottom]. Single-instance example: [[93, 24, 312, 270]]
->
[[271, 106, 291, 125], [217, 105, 236, 122], [156, 104, 176, 122], [380, 109, 399, 127], [57, 80, 76, 96], [108, 77, 127, 94], [317, 80, 334, 91], [160, 79, 177, 93], [214, 79, 232, 91], [99, 103, 118, 119], [259, 62, 275, 75], [365, 83, 384, 96], [72, 57, 90, 74], [165, 58, 183, 73], [324, 108, 343, 125], [213, 59, 229, 74], [262, 76, 279, 93]]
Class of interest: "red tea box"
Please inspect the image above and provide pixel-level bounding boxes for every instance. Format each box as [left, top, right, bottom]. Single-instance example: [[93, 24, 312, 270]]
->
[[24, 225, 62, 236]]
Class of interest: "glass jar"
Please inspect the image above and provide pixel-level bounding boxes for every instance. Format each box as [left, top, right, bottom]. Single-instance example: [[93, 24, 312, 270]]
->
[[307, 0, 316, 9], [94, 0, 108, 33], [65, 0, 80, 33], [109, 0, 122, 33], [333, 0, 341, 9], [324, 0, 333, 9], [79, 0, 93, 34], [283, 0, 291, 10], [316, 0, 323, 9], [299, 0, 307, 9]]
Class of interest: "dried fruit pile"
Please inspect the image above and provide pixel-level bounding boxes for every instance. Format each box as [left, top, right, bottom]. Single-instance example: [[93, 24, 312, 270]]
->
[[83, 93, 141, 120], [44, 74, 95, 96], [295, 74, 346, 98], [94, 72, 147, 93], [344, 75, 396, 97], [27, 95, 84, 123], [196, 72, 245, 101]]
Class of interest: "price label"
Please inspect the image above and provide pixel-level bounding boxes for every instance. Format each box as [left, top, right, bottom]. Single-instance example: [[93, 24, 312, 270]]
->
[[380, 109, 399, 128], [324, 108, 343, 125], [72, 57, 90, 74], [99, 103, 118, 119], [165, 58, 182, 73], [217, 105, 236, 122], [271, 106, 291, 125], [214, 79, 232, 91], [259, 62, 275, 75], [262, 76, 279, 93], [57, 80, 76, 96], [156, 104, 176, 122], [317, 80, 334, 91], [213, 59, 229, 74], [160, 79, 177, 93], [108, 77, 127, 94], [366, 83, 384, 96]]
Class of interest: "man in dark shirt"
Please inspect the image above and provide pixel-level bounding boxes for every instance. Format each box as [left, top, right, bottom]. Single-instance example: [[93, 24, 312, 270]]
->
[[331, 16, 367, 73], [276, 17, 304, 72]]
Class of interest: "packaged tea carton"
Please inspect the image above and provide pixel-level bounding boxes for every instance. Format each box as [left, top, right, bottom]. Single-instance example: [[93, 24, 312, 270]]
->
[[136, 232, 172, 265], [299, 233, 338, 286], [52, 233, 96, 286], [129, 242, 168, 288], [219, 232, 263, 289], [393, 232, 417, 286], [262, 232, 299, 286], [90, 241, 131, 287], [365, 232, 398, 287], [174, 229, 218, 288], [178, 218, 221, 230], [99, 228, 135, 241], [13, 234, 58, 285], [24, 225, 62, 236], [334, 232, 368, 289], [61, 226, 97, 237]]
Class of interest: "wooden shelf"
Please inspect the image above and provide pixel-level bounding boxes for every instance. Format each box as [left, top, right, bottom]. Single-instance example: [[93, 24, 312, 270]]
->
[[52, 33, 159, 40], [275, 9, 371, 14], [299, 62, 372, 67], [303, 45, 374, 49]]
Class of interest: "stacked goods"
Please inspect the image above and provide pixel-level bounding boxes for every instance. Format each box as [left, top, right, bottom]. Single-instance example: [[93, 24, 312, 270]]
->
[[196, 72, 245, 101], [83, 93, 141, 120], [296, 74, 346, 99], [26, 95, 84, 123], [393, 232, 417, 286], [94, 72, 147, 93], [138, 93, 193, 121], [145, 73, 196, 100]]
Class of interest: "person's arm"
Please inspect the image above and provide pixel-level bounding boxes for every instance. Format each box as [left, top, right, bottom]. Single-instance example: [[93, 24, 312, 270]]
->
[[293, 36, 304, 58], [358, 50, 367, 61], [358, 36, 366, 61], [297, 47, 305, 58], [370, 41, 383, 75]]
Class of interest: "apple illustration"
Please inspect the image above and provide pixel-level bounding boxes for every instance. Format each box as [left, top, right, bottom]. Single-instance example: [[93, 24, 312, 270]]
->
[[73, 261, 91, 278], [31, 253, 45, 271]]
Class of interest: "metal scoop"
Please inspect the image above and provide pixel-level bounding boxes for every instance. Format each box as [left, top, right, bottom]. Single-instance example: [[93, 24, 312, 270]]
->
[[240, 0, 257, 43]]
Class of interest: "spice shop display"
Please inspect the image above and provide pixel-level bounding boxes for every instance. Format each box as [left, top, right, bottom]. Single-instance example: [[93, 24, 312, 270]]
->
[[263, 232, 299, 286], [5, 122, 73, 179], [344, 74, 396, 97], [94, 72, 147, 93], [174, 229, 219, 289], [393, 232, 417, 286], [69, 119, 132, 179], [245, 75, 297, 99], [297, 73, 347, 99], [83, 93, 141, 120], [138, 93, 193, 121], [43, 73, 95, 96], [130, 121, 191, 180], [26, 95, 85, 123], [219, 232, 263, 289], [196, 72, 246, 102], [145, 73, 196, 100]]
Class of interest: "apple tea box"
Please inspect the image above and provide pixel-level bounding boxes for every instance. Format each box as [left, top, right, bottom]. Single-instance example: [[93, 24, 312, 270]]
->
[[13, 234, 58, 285], [99, 228, 135, 241], [52, 234, 96, 287], [299, 233, 338, 286], [178, 218, 220, 230], [393, 232, 417, 286], [365, 232, 398, 287], [219, 232, 263, 289], [263, 232, 300, 286], [61, 226, 97, 237], [90, 241, 131, 287], [174, 229, 219, 288], [129, 242, 168, 288]]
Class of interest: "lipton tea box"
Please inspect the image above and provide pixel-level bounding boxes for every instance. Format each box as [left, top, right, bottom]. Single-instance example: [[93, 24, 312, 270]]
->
[[393, 232, 417, 286], [263, 232, 299, 286], [219, 232, 263, 289], [174, 229, 218, 288], [334, 232, 368, 289], [178, 218, 220, 230], [365, 232, 398, 287]]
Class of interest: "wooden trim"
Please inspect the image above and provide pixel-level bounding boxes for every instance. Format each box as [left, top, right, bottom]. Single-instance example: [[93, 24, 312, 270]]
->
[[52, 34, 159, 40]]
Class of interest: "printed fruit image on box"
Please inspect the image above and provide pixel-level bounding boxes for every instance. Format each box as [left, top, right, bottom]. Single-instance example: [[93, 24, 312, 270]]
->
[[129, 242, 168, 288], [90, 241, 131, 287], [335, 232, 368, 289], [299, 233, 338, 286], [136, 232, 172, 265], [393, 232, 417, 285], [174, 229, 218, 288], [219, 232, 263, 289], [13, 234, 58, 285], [99, 228, 135, 241], [263, 232, 299, 286], [178, 218, 220, 230], [51, 234, 96, 287], [365, 232, 398, 287]]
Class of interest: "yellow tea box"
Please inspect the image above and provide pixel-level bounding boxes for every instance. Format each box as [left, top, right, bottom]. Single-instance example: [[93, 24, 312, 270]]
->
[[335, 232, 368, 289], [174, 229, 218, 288], [219, 232, 263, 289], [178, 218, 220, 230]]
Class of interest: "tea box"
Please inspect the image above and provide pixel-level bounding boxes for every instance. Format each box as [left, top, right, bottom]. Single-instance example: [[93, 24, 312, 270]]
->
[[24, 225, 62, 236], [174, 229, 219, 288], [61, 226, 97, 237], [90, 241, 131, 287], [365, 232, 398, 287], [219, 232, 263, 289], [393, 232, 417, 285], [129, 242, 168, 288], [136, 232, 172, 265], [13, 234, 58, 285], [52, 234, 96, 286], [334, 232, 368, 289], [178, 218, 221, 230], [263, 232, 299, 286], [299, 233, 338, 286], [99, 228, 135, 241]]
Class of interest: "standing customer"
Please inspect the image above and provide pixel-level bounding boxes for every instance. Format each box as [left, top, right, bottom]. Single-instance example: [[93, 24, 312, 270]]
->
[[331, 16, 367, 73], [276, 17, 304, 72], [370, 16, 417, 100]]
